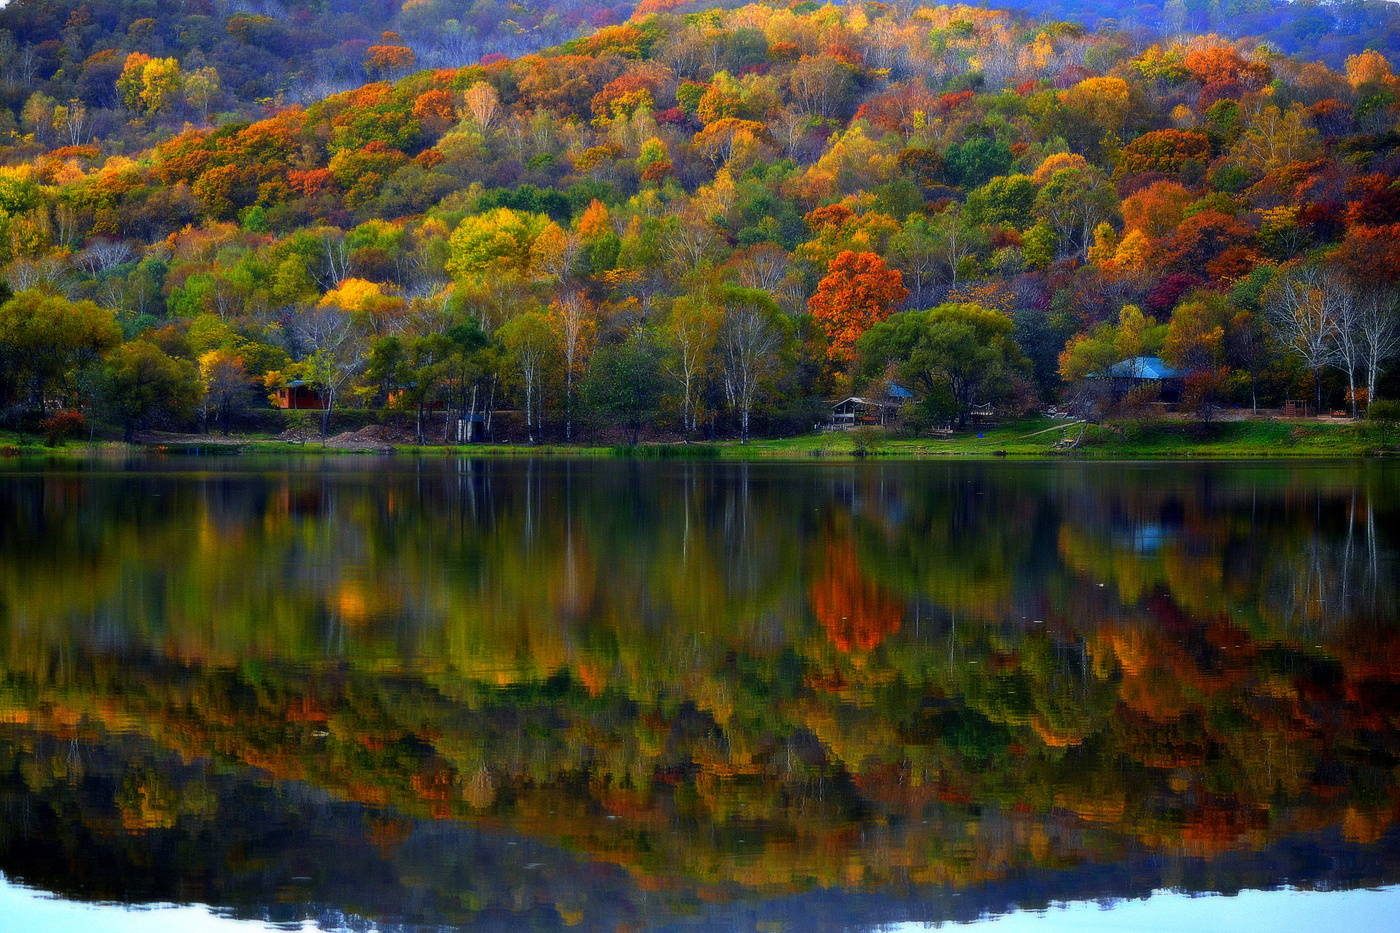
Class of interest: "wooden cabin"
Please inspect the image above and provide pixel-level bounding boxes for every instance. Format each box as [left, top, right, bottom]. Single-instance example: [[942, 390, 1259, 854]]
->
[[829, 385, 914, 429], [271, 380, 324, 410]]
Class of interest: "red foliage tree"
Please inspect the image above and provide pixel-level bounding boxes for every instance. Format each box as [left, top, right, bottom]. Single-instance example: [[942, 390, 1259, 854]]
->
[[1161, 211, 1256, 274], [1345, 173, 1400, 227], [1336, 223, 1400, 283]]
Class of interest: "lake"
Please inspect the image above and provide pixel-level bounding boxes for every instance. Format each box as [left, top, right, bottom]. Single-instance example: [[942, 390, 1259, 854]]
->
[[0, 456, 1397, 931]]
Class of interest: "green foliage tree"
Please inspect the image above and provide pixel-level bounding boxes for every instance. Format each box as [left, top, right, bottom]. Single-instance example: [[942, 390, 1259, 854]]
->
[[441, 320, 495, 442], [1033, 166, 1119, 260], [0, 290, 121, 420], [498, 311, 559, 444], [965, 174, 1037, 229], [718, 286, 795, 443], [582, 328, 667, 445], [857, 303, 1029, 429], [96, 340, 200, 441], [943, 137, 1013, 189], [446, 208, 551, 284]]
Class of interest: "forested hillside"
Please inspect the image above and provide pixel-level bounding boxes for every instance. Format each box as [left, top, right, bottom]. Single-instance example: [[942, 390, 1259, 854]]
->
[[0, 2, 1397, 443]]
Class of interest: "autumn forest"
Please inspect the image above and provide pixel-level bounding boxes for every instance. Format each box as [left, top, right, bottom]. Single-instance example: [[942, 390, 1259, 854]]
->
[[1, 4, 1400, 930], [0, 1, 1397, 445]]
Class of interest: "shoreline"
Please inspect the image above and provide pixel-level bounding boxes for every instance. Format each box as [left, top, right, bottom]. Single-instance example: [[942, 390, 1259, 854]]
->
[[4, 418, 1397, 462]]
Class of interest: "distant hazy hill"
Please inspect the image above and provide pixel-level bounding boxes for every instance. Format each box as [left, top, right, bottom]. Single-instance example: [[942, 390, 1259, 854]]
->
[[0, 0, 1396, 155]]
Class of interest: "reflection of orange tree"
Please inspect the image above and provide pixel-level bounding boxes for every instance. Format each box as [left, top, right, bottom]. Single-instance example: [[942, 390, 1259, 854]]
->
[[810, 538, 903, 653]]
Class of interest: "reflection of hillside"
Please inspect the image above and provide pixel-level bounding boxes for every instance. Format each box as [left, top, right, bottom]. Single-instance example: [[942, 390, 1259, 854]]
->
[[2, 605, 1398, 898], [5, 724, 1398, 933], [3, 461, 1392, 664], [0, 459, 1397, 924]]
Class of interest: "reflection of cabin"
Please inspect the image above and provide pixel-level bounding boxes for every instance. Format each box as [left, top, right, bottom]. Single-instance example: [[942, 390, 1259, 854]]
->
[[1097, 356, 1184, 404], [830, 384, 914, 429], [272, 380, 324, 410]]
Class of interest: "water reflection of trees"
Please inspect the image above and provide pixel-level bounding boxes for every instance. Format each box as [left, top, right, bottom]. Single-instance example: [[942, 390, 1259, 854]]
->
[[0, 459, 1397, 919]]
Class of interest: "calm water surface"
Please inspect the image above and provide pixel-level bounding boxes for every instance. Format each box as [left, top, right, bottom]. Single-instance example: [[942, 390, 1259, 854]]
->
[[0, 456, 1397, 931]]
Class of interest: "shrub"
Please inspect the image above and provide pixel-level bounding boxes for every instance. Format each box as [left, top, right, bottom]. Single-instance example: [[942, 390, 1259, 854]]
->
[[849, 426, 884, 456], [40, 410, 85, 446], [284, 410, 319, 437], [1367, 399, 1400, 423]]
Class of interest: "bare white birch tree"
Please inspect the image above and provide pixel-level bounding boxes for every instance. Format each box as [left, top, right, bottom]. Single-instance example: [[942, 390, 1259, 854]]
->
[[1265, 262, 1342, 412]]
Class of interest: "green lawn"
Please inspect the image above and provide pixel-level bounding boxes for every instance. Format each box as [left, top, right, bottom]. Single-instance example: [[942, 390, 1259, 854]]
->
[[718, 419, 1073, 458], [1070, 419, 1400, 458]]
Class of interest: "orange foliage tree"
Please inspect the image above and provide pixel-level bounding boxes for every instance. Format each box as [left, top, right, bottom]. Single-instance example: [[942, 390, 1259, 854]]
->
[[807, 250, 908, 363], [1117, 129, 1212, 178], [364, 33, 416, 78]]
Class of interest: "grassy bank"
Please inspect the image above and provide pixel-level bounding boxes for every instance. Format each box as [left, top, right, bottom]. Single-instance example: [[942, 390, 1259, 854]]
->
[[0, 432, 132, 458], [3, 417, 1398, 463], [721, 418, 1400, 459], [739, 420, 1400, 458]]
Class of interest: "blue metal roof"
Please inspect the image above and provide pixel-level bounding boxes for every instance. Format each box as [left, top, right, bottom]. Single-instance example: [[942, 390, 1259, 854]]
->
[[1104, 357, 1181, 380], [887, 384, 914, 398]]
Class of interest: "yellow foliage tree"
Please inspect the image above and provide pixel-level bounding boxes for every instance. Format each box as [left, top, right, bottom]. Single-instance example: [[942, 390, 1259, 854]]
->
[[117, 53, 182, 115]]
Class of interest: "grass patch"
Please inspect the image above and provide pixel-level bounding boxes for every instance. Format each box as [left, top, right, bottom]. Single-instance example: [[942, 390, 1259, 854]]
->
[[715, 418, 1080, 459], [0, 430, 135, 459], [609, 443, 720, 458]]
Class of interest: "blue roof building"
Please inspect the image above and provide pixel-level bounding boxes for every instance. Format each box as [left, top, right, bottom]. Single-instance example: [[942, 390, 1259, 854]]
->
[[1092, 356, 1185, 405], [1102, 357, 1182, 380]]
